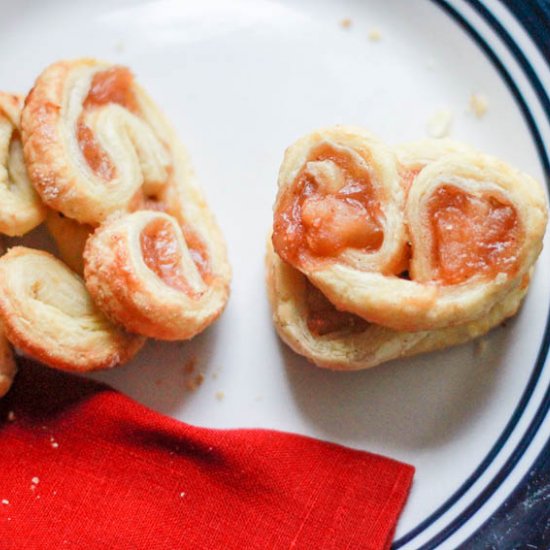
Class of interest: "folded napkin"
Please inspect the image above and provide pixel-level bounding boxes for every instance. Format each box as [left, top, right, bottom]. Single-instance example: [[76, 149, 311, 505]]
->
[[0, 360, 414, 549]]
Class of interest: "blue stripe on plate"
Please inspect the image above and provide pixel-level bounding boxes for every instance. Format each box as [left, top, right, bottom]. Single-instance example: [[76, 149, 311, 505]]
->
[[393, 0, 550, 547], [499, 0, 550, 65]]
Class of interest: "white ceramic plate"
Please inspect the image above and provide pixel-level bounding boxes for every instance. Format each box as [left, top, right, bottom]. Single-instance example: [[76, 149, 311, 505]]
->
[[4, 0, 549, 548]]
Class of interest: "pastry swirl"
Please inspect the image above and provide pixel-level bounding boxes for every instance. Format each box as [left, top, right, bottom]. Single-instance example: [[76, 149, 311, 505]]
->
[[0, 247, 144, 372], [0, 93, 45, 236], [84, 211, 229, 340], [22, 59, 171, 225], [273, 126, 407, 275]]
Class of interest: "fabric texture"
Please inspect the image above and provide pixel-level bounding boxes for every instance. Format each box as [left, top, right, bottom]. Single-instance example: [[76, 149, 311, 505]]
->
[[0, 360, 414, 549]]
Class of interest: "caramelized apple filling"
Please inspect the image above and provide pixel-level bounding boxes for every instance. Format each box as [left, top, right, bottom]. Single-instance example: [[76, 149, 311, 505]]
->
[[305, 280, 368, 336], [428, 185, 520, 285], [140, 219, 191, 293], [273, 143, 383, 267], [77, 67, 139, 180]]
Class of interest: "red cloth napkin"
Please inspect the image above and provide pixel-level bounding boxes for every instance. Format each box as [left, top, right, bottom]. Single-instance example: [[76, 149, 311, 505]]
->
[[0, 359, 414, 550]]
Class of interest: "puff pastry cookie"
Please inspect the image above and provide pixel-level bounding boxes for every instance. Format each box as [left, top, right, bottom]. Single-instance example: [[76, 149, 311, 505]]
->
[[269, 127, 547, 369], [84, 211, 229, 340], [0, 93, 45, 236], [0, 247, 144, 372], [45, 209, 93, 275]]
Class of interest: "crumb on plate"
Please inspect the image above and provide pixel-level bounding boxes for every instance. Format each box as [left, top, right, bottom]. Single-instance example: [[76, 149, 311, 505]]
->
[[215, 391, 225, 401], [469, 93, 489, 118], [368, 28, 382, 42], [183, 357, 197, 374], [186, 373, 204, 392], [340, 18, 352, 29]]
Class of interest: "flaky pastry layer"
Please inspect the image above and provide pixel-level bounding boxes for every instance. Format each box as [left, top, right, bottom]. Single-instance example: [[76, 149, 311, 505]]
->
[[0, 247, 144, 372], [266, 242, 527, 370], [0, 93, 45, 236]]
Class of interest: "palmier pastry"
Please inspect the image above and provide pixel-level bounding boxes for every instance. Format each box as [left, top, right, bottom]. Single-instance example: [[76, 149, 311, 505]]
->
[[84, 211, 229, 340], [0, 247, 144, 372], [45, 209, 93, 275], [0, 93, 45, 236], [272, 128, 547, 332], [269, 128, 547, 368], [266, 241, 529, 370], [23, 59, 231, 314]]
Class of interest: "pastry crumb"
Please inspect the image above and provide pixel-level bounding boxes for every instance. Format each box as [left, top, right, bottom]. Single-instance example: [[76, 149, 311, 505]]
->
[[186, 373, 205, 392], [215, 391, 225, 401], [427, 108, 453, 138], [340, 18, 352, 29], [183, 357, 197, 374], [31, 477, 40, 485], [179, 491, 186, 498], [368, 28, 382, 42], [469, 93, 489, 118], [1, 499, 9, 505], [211, 371, 219, 380], [7, 411, 15, 422]]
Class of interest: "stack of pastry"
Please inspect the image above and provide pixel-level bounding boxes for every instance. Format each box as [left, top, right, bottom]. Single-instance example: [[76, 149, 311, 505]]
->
[[267, 127, 547, 370], [0, 59, 231, 396]]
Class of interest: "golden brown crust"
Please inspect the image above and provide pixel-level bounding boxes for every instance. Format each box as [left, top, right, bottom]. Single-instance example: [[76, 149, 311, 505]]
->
[[0, 92, 46, 236], [0, 247, 145, 372], [266, 241, 527, 370], [45, 209, 93, 275], [84, 211, 229, 340]]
